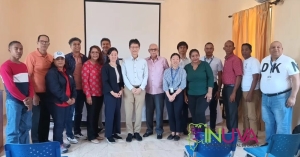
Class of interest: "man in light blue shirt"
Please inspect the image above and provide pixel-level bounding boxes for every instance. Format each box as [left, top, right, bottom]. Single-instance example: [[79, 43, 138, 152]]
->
[[122, 39, 148, 142]]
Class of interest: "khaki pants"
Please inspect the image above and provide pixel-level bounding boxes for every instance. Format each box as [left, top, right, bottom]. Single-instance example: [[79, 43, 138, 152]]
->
[[124, 87, 146, 133], [242, 90, 260, 135]]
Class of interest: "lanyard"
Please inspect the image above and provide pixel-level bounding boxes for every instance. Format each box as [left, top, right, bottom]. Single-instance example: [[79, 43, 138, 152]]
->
[[270, 60, 276, 74], [171, 68, 179, 86], [204, 56, 214, 65]]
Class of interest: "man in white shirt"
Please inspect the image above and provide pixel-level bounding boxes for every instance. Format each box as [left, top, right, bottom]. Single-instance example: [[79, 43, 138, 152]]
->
[[200, 42, 223, 133], [177, 41, 190, 135], [260, 41, 299, 146], [122, 39, 148, 142], [241, 43, 260, 145]]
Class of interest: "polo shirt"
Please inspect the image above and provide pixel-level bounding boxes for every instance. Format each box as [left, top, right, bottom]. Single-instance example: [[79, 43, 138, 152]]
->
[[200, 56, 223, 82], [25, 49, 53, 93], [260, 54, 299, 94]]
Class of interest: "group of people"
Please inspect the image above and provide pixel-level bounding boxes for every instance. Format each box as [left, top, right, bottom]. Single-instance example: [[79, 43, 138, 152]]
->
[[0, 34, 299, 154]]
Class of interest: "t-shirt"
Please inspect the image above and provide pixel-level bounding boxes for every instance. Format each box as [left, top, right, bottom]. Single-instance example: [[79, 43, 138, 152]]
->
[[242, 57, 260, 91], [260, 54, 299, 94], [184, 62, 214, 95], [179, 57, 191, 68], [200, 56, 223, 82]]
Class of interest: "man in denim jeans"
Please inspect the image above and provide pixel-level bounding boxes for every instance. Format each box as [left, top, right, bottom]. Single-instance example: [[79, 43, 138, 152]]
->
[[260, 41, 300, 146], [0, 41, 34, 144]]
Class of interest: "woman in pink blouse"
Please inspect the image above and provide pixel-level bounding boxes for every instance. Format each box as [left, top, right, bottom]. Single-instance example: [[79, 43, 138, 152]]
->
[[81, 45, 104, 144]]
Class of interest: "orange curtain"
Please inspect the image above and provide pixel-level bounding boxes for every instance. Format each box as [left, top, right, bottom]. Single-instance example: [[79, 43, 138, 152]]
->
[[232, 3, 271, 131]]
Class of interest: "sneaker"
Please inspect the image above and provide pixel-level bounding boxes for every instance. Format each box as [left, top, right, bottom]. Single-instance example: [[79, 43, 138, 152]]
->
[[63, 142, 71, 148], [126, 133, 133, 142], [67, 137, 78, 144], [106, 137, 116, 144], [60, 144, 68, 154], [74, 133, 86, 139], [113, 134, 122, 139], [90, 139, 100, 144]]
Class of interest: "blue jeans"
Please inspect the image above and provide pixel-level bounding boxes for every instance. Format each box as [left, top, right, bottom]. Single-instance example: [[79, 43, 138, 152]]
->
[[53, 105, 72, 144], [6, 99, 32, 144], [262, 91, 293, 143], [65, 104, 75, 138]]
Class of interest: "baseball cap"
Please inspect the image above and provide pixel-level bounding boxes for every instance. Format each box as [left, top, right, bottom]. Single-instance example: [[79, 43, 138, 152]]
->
[[53, 51, 65, 59]]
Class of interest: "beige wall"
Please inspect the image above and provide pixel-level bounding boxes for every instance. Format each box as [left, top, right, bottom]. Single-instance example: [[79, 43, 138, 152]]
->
[[1, 0, 300, 126]]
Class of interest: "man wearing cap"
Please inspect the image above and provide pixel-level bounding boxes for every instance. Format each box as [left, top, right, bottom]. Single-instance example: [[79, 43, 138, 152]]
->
[[260, 41, 300, 146], [65, 37, 88, 139], [25, 35, 53, 143]]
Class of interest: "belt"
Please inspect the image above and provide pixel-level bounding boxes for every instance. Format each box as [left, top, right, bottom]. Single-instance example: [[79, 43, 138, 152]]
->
[[132, 85, 140, 88], [264, 88, 291, 97], [224, 84, 235, 87]]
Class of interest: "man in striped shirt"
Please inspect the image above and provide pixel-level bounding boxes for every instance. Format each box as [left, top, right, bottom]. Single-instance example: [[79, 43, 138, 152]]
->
[[0, 41, 34, 144]]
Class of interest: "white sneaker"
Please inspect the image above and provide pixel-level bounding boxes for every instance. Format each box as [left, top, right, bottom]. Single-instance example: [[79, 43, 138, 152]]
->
[[63, 142, 71, 148], [60, 144, 68, 154], [74, 133, 86, 140], [67, 137, 78, 144], [90, 139, 100, 144]]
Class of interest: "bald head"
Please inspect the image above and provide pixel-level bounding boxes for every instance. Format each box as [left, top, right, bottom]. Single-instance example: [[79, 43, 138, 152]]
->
[[223, 40, 235, 55], [269, 41, 283, 60], [148, 43, 159, 59]]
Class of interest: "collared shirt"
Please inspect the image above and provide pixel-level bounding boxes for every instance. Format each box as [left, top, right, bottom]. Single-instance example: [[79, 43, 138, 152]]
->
[[163, 67, 186, 91], [260, 54, 299, 94], [145, 56, 169, 94], [25, 49, 53, 93], [121, 56, 148, 90], [73, 53, 83, 90], [200, 56, 223, 82], [179, 57, 191, 68], [222, 54, 243, 85]]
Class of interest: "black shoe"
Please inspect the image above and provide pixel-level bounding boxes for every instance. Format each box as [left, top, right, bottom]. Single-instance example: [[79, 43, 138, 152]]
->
[[126, 133, 133, 142], [157, 134, 162, 139], [113, 134, 122, 139], [143, 132, 153, 137], [167, 134, 174, 140], [106, 137, 116, 144], [174, 135, 180, 141], [134, 133, 143, 141], [183, 130, 189, 135]]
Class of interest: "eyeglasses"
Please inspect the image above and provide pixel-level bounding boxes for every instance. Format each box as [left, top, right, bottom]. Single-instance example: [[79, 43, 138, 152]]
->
[[39, 40, 49, 44], [148, 49, 158, 52]]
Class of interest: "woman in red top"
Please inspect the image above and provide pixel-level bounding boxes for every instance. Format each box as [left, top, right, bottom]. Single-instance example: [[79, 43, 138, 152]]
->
[[82, 45, 104, 143]]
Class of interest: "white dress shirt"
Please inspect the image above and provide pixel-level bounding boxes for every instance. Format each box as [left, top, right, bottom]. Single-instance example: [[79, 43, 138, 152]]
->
[[200, 56, 223, 82], [121, 56, 148, 90]]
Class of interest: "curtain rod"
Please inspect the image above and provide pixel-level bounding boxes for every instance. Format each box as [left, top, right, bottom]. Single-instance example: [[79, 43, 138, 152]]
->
[[228, 0, 280, 18]]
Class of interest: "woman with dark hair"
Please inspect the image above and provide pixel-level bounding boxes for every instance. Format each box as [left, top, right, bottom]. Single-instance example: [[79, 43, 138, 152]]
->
[[102, 47, 124, 143], [163, 53, 186, 141], [184, 49, 214, 130], [81, 45, 104, 144], [45, 51, 77, 154]]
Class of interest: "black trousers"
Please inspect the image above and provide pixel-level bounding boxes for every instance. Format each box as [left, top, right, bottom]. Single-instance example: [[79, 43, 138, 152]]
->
[[86, 96, 103, 141], [222, 85, 242, 132], [145, 93, 165, 134], [209, 82, 219, 129], [104, 93, 121, 138], [181, 101, 189, 132], [74, 90, 86, 134], [188, 95, 209, 125], [166, 91, 184, 132], [35, 93, 50, 143]]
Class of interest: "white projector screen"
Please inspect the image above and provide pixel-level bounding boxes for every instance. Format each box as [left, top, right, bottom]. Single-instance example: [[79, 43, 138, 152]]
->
[[84, 0, 160, 59], [84, 0, 161, 122]]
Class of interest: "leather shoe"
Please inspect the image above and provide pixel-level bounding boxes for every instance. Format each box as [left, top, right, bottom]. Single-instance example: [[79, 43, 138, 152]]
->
[[143, 132, 153, 137], [157, 134, 162, 139], [126, 133, 133, 142], [183, 130, 189, 135], [134, 133, 143, 141]]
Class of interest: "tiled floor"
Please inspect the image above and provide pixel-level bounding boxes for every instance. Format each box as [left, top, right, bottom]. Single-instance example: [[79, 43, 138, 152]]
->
[[1, 121, 265, 157]]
